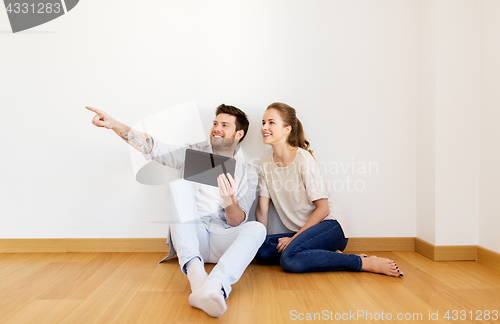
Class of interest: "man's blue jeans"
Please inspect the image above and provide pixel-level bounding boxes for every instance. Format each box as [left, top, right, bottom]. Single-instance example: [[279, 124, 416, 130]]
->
[[255, 220, 362, 273]]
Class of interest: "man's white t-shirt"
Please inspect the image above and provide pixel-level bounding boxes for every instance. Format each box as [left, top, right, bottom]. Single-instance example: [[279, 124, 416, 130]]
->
[[195, 184, 223, 217]]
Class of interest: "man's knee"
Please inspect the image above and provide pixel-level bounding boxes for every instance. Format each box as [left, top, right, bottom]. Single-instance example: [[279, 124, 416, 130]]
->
[[251, 221, 267, 244], [241, 221, 267, 244]]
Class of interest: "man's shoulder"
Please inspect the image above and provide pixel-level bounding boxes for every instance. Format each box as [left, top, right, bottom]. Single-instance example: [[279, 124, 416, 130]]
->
[[187, 141, 211, 152], [151, 139, 210, 153], [238, 158, 257, 177], [233, 154, 258, 183]]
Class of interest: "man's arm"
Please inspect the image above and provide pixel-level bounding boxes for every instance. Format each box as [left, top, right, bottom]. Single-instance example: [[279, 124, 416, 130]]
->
[[224, 200, 245, 227], [86, 106, 153, 154], [218, 173, 245, 226], [112, 122, 154, 155]]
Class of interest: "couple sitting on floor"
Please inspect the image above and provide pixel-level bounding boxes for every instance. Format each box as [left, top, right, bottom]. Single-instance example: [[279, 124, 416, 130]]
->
[[87, 102, 403, 318]]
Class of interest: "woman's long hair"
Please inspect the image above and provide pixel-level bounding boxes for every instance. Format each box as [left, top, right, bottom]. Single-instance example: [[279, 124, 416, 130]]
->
[[266, 102, 313, 156]]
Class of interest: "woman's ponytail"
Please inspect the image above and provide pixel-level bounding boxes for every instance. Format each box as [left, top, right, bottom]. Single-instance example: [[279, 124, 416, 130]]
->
[[294, 118, 313, 156]]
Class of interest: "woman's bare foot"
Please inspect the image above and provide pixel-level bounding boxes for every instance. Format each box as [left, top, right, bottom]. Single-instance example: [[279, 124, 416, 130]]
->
[[361, 256, 403, 277], [335, 250, 368, 258]]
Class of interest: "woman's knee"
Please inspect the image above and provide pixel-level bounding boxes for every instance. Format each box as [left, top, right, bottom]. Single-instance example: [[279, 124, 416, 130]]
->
[[280, 254, 302, 273], [279, 247, 304, 273]]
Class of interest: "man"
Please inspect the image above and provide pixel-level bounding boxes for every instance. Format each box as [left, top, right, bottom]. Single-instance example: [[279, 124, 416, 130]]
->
[[86, 104, 266, 317]]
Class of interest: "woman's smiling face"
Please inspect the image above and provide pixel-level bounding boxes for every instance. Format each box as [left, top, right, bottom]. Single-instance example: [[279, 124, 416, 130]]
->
[[261, 108, 291, 145]]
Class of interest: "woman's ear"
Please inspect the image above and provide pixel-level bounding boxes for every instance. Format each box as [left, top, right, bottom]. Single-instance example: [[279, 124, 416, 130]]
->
[[284, 126, 292, 135]]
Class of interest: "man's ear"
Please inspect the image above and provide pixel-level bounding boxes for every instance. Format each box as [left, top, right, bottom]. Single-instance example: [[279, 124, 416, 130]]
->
[[235, 130, 244, 142]]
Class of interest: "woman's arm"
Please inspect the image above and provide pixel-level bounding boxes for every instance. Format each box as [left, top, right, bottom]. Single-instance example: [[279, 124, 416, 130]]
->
[[277, 198, 329, 252], [256, 196, 270, 230], [293, 198, 329, 238]]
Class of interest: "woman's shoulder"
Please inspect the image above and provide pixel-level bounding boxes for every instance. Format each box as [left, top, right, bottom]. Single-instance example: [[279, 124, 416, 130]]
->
[[294, 148, 323, 177], [295, 148, 317, 164], [259, 153, 274, 167]]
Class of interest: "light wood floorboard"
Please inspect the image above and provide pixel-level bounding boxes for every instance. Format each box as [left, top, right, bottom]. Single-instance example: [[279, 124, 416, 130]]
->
[[0, 252, 499, 323]]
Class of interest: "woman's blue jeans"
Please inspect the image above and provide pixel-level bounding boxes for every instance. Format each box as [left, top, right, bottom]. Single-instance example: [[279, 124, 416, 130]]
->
[[255, 220, 362, 273]]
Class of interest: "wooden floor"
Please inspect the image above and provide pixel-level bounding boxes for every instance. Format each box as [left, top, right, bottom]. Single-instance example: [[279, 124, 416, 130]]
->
[[1, 252, 499, 324]]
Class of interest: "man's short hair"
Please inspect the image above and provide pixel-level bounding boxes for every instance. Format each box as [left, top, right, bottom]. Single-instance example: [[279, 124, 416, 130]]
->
[[215, 104, 249, 143]]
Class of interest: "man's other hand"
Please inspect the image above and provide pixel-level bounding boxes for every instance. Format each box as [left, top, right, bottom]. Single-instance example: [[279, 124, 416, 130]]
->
[[218, 173, 237, 208]]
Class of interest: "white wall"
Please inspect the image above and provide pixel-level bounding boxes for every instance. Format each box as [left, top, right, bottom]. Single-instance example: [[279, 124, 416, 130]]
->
[[416, 0, 436, 245], [0, 1, 417, 238], [417, 0, 480, 247], [434, 0, 479, 246], [479, 0, 500, 254], [416, 0, 500, 252]]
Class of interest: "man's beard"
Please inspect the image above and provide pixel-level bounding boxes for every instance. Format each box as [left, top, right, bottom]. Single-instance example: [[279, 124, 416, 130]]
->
[[210, 137, 237, 151]]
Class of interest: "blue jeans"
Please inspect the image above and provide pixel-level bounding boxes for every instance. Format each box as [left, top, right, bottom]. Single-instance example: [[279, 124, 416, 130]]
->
[[255, 220, 362, 273]]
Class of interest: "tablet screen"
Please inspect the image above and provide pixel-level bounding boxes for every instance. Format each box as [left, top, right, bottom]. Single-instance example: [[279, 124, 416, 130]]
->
[[183, 149, 236, 187]]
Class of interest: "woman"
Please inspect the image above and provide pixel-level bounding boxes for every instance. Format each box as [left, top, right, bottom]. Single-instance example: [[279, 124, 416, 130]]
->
[[255, 102, 403, 276]]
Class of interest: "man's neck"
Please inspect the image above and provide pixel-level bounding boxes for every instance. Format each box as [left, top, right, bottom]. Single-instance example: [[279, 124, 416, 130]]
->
[[212, 146, 236, 158]]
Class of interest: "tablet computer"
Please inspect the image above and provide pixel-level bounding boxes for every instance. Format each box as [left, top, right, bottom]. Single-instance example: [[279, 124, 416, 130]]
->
[[183, 148, 236, 187]]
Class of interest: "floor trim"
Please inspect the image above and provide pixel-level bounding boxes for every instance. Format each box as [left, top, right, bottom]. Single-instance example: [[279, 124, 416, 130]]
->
[[1, 237, 414, 253], [477, 246, 500, 271], [344, 237, 415, 252], [414, 237, 477, 261], [1, 238, 497, 264], [0, 238, 169, 253]]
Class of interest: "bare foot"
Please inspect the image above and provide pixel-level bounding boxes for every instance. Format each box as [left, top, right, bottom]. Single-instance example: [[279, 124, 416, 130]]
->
[[335, 250, 368, 258], [361, 256, 403, 277]]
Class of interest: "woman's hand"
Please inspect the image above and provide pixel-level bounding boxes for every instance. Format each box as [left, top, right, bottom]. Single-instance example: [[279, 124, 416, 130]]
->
[[277, 236, 293, 253]]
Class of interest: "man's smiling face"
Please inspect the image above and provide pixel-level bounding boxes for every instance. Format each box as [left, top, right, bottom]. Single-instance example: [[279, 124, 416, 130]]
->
[[210, 113, 242, 149]]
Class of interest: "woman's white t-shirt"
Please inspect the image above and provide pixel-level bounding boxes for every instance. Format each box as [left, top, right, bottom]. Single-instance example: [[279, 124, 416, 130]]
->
[[258, 148, 349, 237]]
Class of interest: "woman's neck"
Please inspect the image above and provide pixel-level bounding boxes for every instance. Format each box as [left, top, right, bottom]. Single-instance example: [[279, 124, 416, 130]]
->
[[271, 142, 298, 167]]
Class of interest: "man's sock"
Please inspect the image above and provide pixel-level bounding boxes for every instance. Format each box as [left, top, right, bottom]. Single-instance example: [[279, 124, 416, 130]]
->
[[186, 258, 208, 292], [188, 277, 226, 317]]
